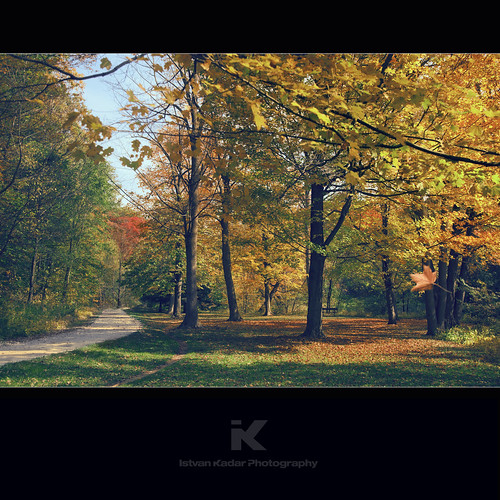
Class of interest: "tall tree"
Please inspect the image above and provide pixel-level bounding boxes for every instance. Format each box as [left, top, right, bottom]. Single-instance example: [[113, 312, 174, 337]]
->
[[205, 53, 500, 337]]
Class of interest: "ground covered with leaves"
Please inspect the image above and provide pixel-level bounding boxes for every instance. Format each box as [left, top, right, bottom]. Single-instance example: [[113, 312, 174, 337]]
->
[[0, 312, 498, 387], [133, 314, 499, 388]]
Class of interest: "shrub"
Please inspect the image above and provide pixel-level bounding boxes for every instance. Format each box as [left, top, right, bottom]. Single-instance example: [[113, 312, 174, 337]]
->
[[462, 279, 500, 326], [437, 324, 500, 365], [0, 303, 96, 340], [436, 325, 497, 345], [475, 338, 500, 365]]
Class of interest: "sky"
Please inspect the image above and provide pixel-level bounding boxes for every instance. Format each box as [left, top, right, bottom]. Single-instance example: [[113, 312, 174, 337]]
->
[[79, 54, 143, 198]]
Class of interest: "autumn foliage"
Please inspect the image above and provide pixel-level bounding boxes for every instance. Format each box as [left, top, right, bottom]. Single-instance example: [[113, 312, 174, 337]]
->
[[1, 53, 498, 341], [111, 53, 499, 338]]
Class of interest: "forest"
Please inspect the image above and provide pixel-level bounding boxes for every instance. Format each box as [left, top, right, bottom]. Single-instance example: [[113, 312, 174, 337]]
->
[[0, 53, 499, 343]]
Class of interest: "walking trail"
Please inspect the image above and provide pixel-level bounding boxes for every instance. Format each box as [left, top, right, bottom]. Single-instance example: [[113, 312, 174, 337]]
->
[[0, 308, 142, 367]]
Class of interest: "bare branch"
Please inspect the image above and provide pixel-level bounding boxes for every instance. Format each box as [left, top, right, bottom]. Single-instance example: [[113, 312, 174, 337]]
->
[[6, 53, 147, 83]]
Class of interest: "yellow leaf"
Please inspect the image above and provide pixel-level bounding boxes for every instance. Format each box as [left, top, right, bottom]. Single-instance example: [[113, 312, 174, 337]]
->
[[307, 106, 331, 125], [345, 171, 360, 185], [126, 90, 138, 102], [200, 59, 211, 71], [27, 98, 44, 105], [250, 102, 267, 131], [349, 105, 364, 120]]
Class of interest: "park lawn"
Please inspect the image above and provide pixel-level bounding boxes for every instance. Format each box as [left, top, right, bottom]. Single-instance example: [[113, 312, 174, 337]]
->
[[0, 311, 498, 388], [126, 313, 500, 388]]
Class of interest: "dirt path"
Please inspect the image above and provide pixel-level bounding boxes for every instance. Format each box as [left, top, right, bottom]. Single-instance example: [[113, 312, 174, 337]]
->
[[0, 308, 142, 367], [109, 339, 188, 387]]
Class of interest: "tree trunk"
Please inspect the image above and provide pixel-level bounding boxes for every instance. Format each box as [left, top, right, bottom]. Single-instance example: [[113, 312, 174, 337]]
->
[[304, 185, 311, 288], [302, 183, 327, 338], [423, 259, 438, 335], [263, 280, 272, 316], [167, 291, 175, 315], [40, 255, 52, 305], [61, 265, 71, 304], [179, 119, 201, 328], [453, 255, 469, 324], [117, 256, 122, 308], [301, 183, 352, 339], [381, 202, 397, 324], [444, 249, 460, 329], [326, 279, 333, 310], [436, 249, 448, 330], [181, 217, 199, 327], [61, 236, 74, 304], [382, 256, 398, 325], [27, 244, 38, 304], [221, 220, 242, 321], [220, 175, 242, 322], [263, 280, 279, 316], [303, 250, 326, 338], [173, 272, 182, 318]]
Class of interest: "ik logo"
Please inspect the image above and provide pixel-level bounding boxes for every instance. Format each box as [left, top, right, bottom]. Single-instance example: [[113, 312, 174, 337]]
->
[[231, 419, 268, 451]]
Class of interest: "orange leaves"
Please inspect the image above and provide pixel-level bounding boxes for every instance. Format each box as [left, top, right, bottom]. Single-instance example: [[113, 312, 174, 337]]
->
[[108, 214, 145, 259], [410, 264, 437, 292]]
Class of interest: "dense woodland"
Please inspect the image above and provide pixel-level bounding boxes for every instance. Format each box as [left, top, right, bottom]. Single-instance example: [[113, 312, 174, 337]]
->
[[0, 53, 499, 340]]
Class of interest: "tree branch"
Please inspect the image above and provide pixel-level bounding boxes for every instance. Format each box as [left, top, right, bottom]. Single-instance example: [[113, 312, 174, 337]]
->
[[7, 53, 147, 82], [324, 192, 353, 248], [212, 55, 500, 168]]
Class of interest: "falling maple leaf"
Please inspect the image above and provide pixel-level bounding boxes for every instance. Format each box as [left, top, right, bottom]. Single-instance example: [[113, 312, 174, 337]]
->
[[410, 265, 437, 292]]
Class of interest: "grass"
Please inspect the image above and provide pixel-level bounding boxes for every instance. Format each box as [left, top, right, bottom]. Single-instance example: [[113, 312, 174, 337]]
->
[[0, 310, 499, 388]]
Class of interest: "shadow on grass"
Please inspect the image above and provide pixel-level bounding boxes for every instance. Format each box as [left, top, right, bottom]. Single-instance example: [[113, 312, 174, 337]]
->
[[124, 354, 500, 388]]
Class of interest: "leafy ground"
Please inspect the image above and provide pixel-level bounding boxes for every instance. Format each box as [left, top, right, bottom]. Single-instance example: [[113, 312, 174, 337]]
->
[[0, 310, 499, 387]]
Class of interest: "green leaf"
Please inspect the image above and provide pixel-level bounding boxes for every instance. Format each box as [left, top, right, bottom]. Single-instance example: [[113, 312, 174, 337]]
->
[[421, 97, 432, 110], [468, 124, 483, 137], [62, 111, 80, 129]]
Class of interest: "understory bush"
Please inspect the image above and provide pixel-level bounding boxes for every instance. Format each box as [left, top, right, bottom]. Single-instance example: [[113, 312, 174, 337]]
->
[[437, 324, 500, 365], [436, 325, 497, 345], [0, 302, 96, 340]]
